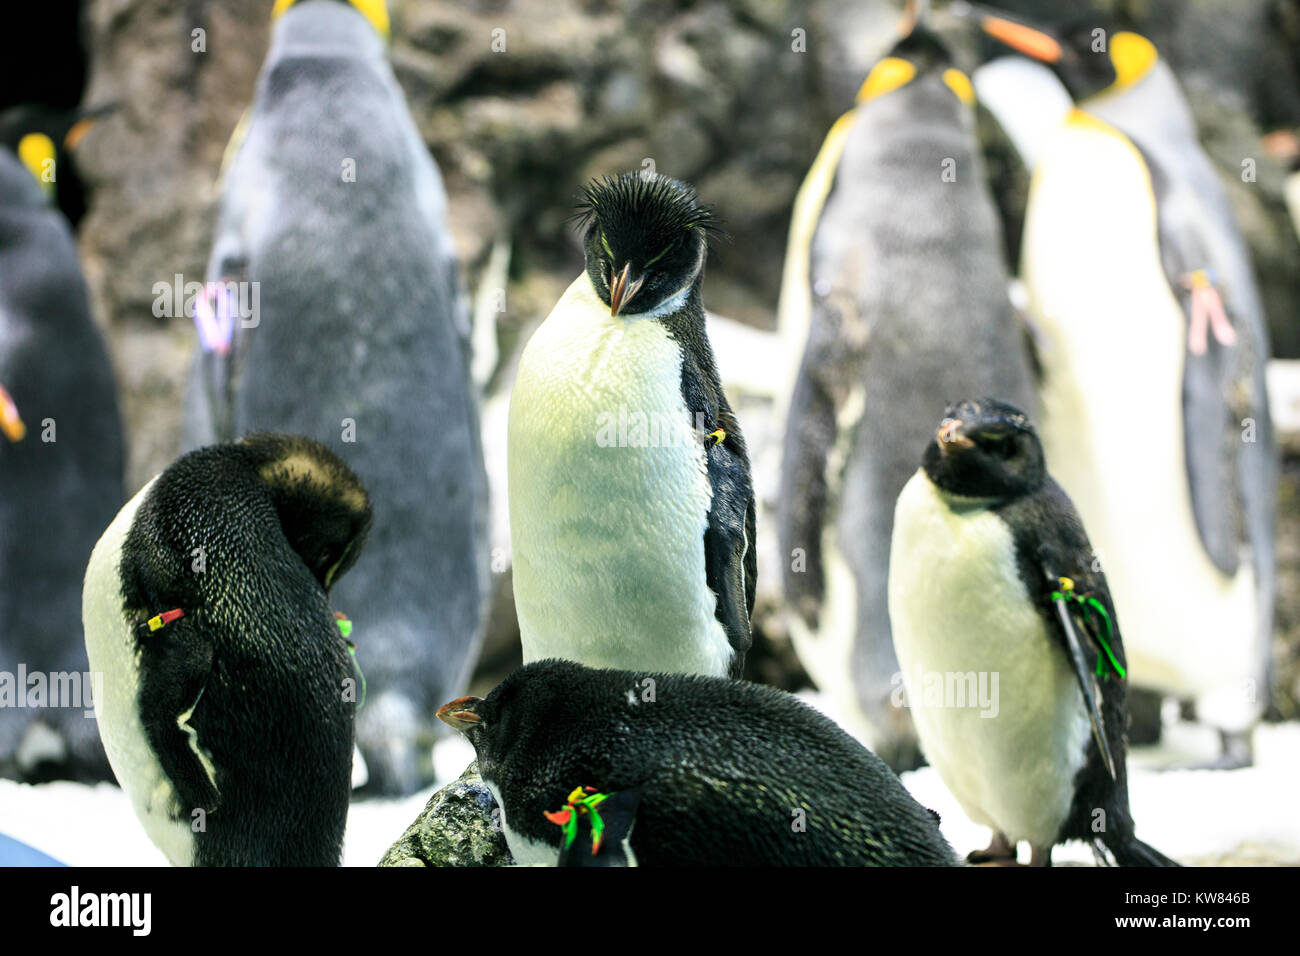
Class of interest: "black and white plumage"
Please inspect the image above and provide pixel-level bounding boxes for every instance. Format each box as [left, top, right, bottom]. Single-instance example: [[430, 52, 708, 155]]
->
[[81, 433, 371, 866], [889, 399, 1177, 866], [0, 148, 123, 783], [508, 172, 755, 678], [777, 24, 1037, 769], [181, 0, 490, 795], [437, 660, 957, 866]]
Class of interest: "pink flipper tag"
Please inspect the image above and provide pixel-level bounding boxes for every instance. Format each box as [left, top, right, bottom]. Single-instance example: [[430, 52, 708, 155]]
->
[[192, 282, 237, 355], [1183, 270, 1237, 356]]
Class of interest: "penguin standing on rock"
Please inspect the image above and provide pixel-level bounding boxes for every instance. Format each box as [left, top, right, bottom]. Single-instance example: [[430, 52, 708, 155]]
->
[[183, 0, 490, 795], [889, 399, 1177, 867], [0, 148, 123, 783], [437, 660, 956, 866], [965, 7, 1277, 763], [82, 434, 372, 866], [508, 172, 755, 678], [777, 16, 1037, 768]]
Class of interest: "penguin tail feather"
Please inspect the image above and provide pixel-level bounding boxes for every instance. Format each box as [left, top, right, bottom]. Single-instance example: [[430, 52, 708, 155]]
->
[[1099, 835, 1181, 867]]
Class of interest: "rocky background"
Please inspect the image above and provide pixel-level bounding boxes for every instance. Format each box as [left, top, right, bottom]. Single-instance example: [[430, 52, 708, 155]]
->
[[7, 0, 1300, 712]]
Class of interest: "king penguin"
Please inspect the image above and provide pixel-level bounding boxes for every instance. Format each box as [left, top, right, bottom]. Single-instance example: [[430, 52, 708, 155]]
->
[[0, 147, 124, 783], [181, 0, 490, 795], [436, 660, 956, 866], [82, 433, 372, 866], [508, 172, 756, 678], [890, 399, 1177, 867], [968, 8, 1277, 763], [777, 15, 1037, 768]]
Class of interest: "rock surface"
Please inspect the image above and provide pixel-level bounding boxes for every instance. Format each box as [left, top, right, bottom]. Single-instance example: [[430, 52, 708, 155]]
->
[[378, 761, 511, 867]]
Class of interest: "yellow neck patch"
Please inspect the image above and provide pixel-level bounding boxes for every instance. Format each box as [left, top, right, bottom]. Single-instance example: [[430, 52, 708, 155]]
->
[[271, 0, 389, 40], [16, 133, 56, 195], [941, 68, 975, 106], [857, 57, 916, 104], [1108, 32, 1157, 90]]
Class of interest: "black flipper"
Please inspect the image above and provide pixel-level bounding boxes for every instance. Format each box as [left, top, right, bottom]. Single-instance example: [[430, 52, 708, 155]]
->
[[703, 410, 756, 679], [1147, 150, 1245, 576], [135, 613, 222, 817]]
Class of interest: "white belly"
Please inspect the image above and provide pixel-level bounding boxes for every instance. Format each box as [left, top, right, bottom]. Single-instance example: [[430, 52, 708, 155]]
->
[[889, 470, 1091, 849], [1023, 114, 1258, 728], [81, 478, 195, 867], [507, 275, 731, 677]]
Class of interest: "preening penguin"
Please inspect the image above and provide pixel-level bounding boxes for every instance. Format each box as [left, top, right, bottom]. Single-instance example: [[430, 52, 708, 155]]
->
[[437, 660, 956, 866], [183, 0, 490, 794], [82, 434, 372, 866], [777, 21, 1037, 768], [969, 8, 1276, 760], [0, 148, 124, 783], [889, 400, 1177, 867], [508, 172, 756, 678]]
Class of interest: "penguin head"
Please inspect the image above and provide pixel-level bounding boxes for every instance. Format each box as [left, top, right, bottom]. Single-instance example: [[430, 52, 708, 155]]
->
[[0, 104, 115, 225], [955, 4, 1157, 101], [857, 22, 975, 109], [575, 172, 719, 317], [271, 0, 390, 40], [922, 398, 1045, 500]]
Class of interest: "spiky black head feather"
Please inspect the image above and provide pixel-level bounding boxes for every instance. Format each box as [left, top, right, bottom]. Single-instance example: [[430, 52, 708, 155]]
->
[[574, 171, 719, 317], [922, 397, 1046, 500]]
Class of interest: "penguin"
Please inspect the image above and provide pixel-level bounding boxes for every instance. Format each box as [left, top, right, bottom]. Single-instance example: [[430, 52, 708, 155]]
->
[[182, 0, 490, 795], [776, 19, 1037, 769], [508, 172, 756, 678], [436, 660, 957, 866], [889, 399, 1177, 867], [81, 433, 372, 866], [0, 104, 112, 228], [551, 786, 640, 867], [966, 7, 1277, 764], [0, 147, 124, 783]]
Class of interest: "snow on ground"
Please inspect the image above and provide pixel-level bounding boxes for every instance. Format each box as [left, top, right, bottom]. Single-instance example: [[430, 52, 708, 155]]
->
[[1, 706, 1296, 866]]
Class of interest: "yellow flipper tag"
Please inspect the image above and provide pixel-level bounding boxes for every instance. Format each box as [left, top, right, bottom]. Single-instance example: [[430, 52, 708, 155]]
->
[[271, 0, 390, 40], [16, 133, 56, 195], [941, 68, 975, 107], [1108, 32, 1157, 90], [708, 428, 726, 446], [857, 57, 916, 104], [1058, 576, 1075, 592], [0, 385, 25, 443]]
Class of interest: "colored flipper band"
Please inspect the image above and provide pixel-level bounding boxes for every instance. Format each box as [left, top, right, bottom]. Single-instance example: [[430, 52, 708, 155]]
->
[[1182, 269, 1236, 355], [192, 283, 237, 355], [545, 786, 611, 855], [341, 615, 366, 708], [0, 385, 26, 443], [146, 608, 185, 632], [1050, 578, 1125, 679], [708, 428, 726, 446]]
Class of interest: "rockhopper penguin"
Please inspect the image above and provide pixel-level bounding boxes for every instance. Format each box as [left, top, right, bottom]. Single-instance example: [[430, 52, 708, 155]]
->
[[182, 0, 490, 795], [437, 660, 957, 866], [888, 399, 1177, 866], [508, 172, 756, 678], [82, 433, 372, 866], [777, 20, 1037, 769]]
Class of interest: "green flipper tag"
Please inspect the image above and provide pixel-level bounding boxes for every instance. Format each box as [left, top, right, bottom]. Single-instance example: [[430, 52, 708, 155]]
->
[[1049, 580, 1126, 680]]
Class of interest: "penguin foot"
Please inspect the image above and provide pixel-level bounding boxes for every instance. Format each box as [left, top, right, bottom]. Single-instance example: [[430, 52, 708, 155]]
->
[[967, 832, 1018, 864]]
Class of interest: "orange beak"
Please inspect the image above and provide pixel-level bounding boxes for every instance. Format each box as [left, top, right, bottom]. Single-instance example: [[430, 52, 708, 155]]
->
[[980, 16, 1063, 63], [608, 262, 645, 317], [436, 696, 484, 731]]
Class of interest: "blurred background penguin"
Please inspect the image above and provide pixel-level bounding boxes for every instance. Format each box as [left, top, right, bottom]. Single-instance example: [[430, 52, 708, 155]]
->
[[777, 0, 1038, 769], [181, 0, 490, 796]]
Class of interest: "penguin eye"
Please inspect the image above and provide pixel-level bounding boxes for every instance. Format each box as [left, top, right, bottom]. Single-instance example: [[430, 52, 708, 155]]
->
[[981, 432, 1015, 457]]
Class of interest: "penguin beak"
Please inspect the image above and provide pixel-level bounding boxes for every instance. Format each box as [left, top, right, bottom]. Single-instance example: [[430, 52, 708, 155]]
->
[[436, 696, 484, 732], [977, 15, 1063, 63], [608, 263, 645, 317], [937, 418, 975, 452]]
